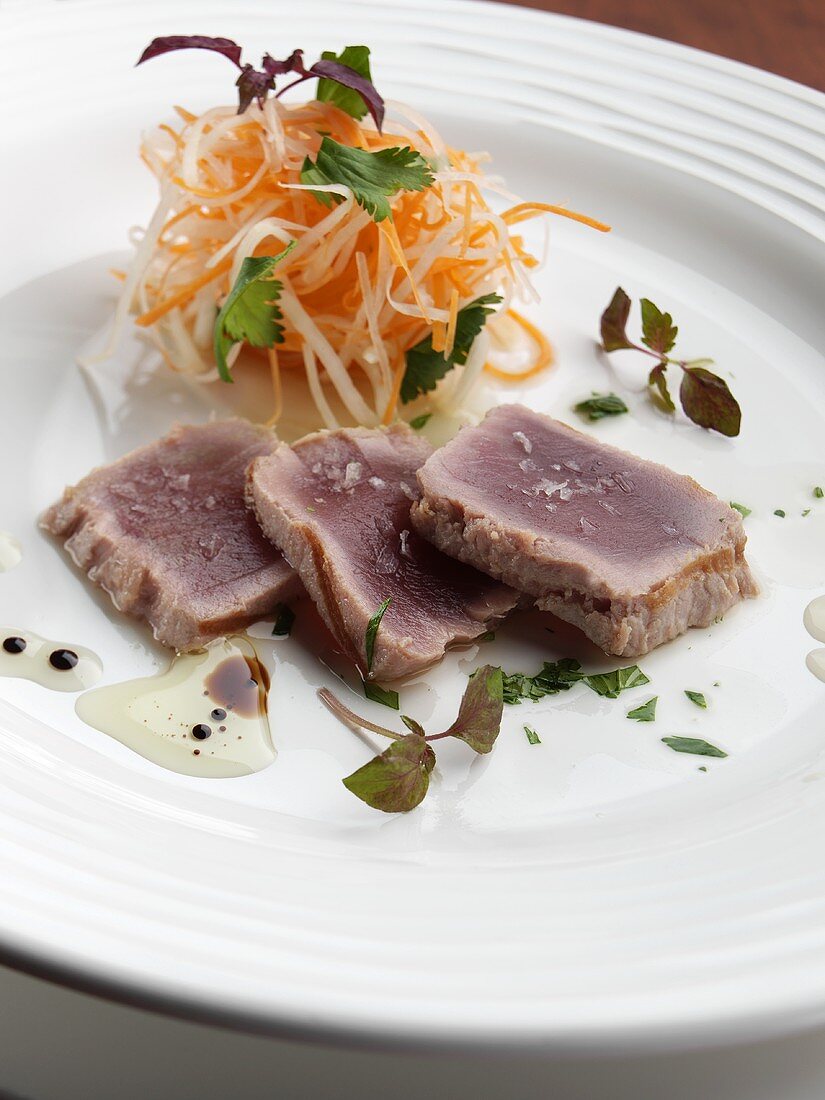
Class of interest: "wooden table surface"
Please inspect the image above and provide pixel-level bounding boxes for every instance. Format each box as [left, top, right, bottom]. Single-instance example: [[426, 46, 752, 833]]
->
[[499, 0, 825, 92]]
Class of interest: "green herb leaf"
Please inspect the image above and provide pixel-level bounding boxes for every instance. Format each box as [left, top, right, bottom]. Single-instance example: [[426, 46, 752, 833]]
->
[[627, 696, 657, 722], [442, 665, 504, 754], [679, 365, 741, 437], [648, 361, 676, 413], [364, 597, 391, 674], [271, 603, 295, 636], [315, 46, 373, 120], [774, 509, 786, 518], [730, 502, 751, 518], [684, 690, 707, 708], [815, 486, 824, 499], [662, 735, 727, 759], [342, 733, 435, 812], [501, 657, 584, 704], [300, 136, 433, 222], [363, 679, 399, 710], [400, 294, 501, 404], [803, 509, 812, 517], [476, 630, 496, 643], [583, 665, 650, 698], [409, 413, 432, 430], [524, 725, 541, 745], [599, 287, 634, 352], [640, 298, 678, 356], [213, 241, 296, 382], [574, 393, 628, 421]]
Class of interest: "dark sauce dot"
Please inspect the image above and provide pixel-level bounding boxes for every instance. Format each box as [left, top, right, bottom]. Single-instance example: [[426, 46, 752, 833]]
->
[[191, 724, 212, 741], [193, 749, 201, 756], [3, 636, 26, 655], [49, 649, 78, 671], [219, 725, 226, 732], [210, 708, 227, 721]]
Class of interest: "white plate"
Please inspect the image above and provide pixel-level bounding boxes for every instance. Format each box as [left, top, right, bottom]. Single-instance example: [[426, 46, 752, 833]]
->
[[1, 0, 825, 1053]]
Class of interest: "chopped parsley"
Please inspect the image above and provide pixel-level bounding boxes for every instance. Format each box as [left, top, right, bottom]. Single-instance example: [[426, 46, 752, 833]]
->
[[364, 597, 391, 674], [662, 736, 727, 758], [409, 413, 432, 430], [730, 502, 751, 518], [684, 690, 707, 709], [271, 603, 295, 637], [301, 136, 433, 222], [501, 658, 584, 704], [524, 725, 541, 745], [774, 509, 786, 518], [363, 680, 399, 710], [815, 486, 824, 499], [583, 665, 650, 698], [573, 392, 629, 421], [626, 696, 657, 722]]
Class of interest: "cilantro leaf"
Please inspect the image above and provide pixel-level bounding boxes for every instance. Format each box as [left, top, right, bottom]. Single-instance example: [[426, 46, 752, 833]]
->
[[400, 293, 501, 404], [584, 665, 650, 698], [599, 287, 634, 352], [315, 46, 380, 124], [679, 365, 741, 437], [363, 679, 399, 710], [343, 733, 435, 812], [271, 603, 295, 637], [213, 241, 296, 382], [300, 137, 433, 222], [648, 361, 676, 413], [524, 725, 541, 745], [730, 502, 751, 518], [441, 665, 504, 754], [364, 597, 391, 674], [662, 736, 727, 759], [574, 393, 628, 421], [640, 298, 678, 356], [627, 696, 657, 722], [684, 690, 707, 708]]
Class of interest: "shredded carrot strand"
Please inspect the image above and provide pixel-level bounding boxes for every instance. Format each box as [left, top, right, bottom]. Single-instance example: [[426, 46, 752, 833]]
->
[[134, 256, 232, 327], [484, 310, 554, 382], [501, 202, 611, 233]]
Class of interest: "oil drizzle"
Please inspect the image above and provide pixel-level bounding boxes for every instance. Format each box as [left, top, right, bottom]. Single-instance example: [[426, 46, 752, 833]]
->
[[75, 637, 275, 778], [0, 629, 101, 692], [0, 533, 21, 572]]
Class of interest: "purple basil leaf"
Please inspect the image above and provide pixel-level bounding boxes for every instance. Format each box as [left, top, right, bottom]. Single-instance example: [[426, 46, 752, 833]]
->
[[442, 665, 504, 754], [679, 366, 741, 437], [648, 361, 675, 413], [343, 733, 436, 812], [262, 49, 307, 77], [236, 65, 274, 113], [309, 59, 385, 131], [137, 35, 243, 69], [600, 286, 634, 352], [640, 298, 678, 356]]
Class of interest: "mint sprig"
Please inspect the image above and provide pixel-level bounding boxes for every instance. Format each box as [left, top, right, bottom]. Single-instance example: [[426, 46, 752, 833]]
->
[[599, 287, 741, 437], [319, 665, 504, 813]]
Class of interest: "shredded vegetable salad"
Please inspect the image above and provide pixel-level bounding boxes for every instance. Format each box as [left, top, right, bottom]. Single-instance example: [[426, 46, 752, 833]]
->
[[109, 38, 609, 429]]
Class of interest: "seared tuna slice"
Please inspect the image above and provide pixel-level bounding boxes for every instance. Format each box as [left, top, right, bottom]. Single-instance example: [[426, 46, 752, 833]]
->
[[246, 424, 519, 681], [411, 404, 757, 657], [41, 420, 301, 651]]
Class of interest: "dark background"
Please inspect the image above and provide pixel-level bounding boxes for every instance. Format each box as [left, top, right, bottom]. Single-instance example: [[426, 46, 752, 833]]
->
[[499, 0, 825, 91]]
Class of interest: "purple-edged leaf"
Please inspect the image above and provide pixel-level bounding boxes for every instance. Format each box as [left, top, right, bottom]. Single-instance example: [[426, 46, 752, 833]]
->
[[236, 65, 275, 113], [262, 49, 307, 78], [343, 734, 435, 812], [648, 361, 675, 413], [640, 298, 678, 356], [679, 366, 741, 437], [312, 46, 385, 130], [600, 287, 634, 352], [137, 35, 243, 69], [443, 665, 504, 754]]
